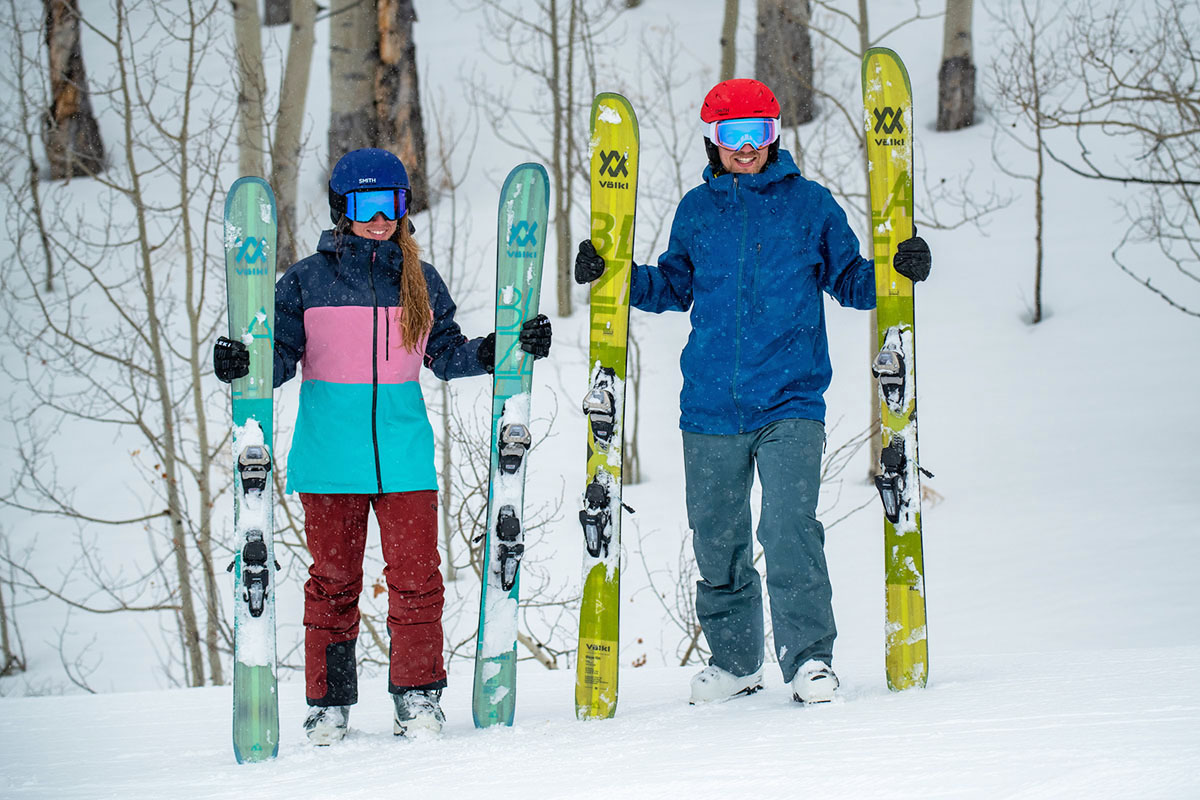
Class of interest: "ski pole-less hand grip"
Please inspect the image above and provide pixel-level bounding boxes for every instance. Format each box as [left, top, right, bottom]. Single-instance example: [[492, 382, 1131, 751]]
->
[[213, 336, 250, 383]]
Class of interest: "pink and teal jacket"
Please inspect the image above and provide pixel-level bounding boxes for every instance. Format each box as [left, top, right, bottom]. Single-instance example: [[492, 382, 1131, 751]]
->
[[273, 230, 487, 495]]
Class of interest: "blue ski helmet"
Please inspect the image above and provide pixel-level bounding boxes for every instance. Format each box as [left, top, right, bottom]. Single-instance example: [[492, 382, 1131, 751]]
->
[[328, 148, 410, 224]]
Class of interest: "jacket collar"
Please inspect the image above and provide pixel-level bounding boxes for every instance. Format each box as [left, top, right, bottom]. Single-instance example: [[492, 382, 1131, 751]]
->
[[316, 229, 404, 278], [702, 148, 802, 196]]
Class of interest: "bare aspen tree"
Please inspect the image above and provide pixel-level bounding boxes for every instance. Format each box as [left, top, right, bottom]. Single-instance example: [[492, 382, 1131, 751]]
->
[[0, 535, 27, 677], [467, 0, 621, 318], [1044, 0, 1200, 317], [377, 0, 429, 214], [1, 0, 264, 690], [42, 0, 104, 179], [719, 0, 739, 80], [936, 0, 974, 131], [988, 0, 1068, 324], [329, 0, 377, 165], [231, 0, 267, 177], [755, 0, 814, 125], [421, 94, 481, 582], [271, 0, 316, 269]]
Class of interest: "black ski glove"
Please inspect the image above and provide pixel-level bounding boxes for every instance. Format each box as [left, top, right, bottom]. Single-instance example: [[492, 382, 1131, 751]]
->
[[477, 333, 496, 374], [575, 240, 606, 284], [894, 235, 931, 283], [519, 314, 553, 359], [476, 314, 553, 374], [213, 336, 250, 383]]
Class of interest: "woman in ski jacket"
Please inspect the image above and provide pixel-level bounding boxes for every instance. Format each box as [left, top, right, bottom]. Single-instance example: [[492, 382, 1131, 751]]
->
[[215, 148, 551, 744], [576, 79, 931, 707]]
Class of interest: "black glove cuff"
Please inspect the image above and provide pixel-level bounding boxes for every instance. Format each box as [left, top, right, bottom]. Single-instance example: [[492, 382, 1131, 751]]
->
[[477, 333, 495, 374]]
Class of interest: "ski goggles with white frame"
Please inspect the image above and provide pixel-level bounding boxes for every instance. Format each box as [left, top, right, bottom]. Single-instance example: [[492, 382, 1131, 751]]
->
[[706, 117, 781, 151], [345, 188, 405, 223]]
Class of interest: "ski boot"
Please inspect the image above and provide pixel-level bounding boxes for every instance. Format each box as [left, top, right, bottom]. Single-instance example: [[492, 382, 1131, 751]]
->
[[791, 659, 839, 704], [393, 688, 445, 738], [689, 664, 763, 704], [303, 704, 350, 745]]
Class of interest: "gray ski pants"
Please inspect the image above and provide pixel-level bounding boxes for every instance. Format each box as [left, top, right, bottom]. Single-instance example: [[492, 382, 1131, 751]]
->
[[682, 418, 835, 682]]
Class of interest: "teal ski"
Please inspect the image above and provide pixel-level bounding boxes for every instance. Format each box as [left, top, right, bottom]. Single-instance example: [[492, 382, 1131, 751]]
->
[[223, 176, 279, 762], [472, 163, 550, 727]]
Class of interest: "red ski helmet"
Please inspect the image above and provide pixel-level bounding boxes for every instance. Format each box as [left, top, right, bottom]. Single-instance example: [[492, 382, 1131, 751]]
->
[[700, 78, 781, 123]]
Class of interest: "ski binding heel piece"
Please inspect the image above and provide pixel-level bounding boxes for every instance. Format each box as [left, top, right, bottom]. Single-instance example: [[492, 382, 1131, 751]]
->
[[497, 422, 531, 475], [495, 505, 524, 591], [874, 436, 907, 524], [579, 480, 612, 558], [241, 530, 270, 617]]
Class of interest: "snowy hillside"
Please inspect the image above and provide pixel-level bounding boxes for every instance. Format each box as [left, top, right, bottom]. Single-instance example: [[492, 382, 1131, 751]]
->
[[1, 0, 1198, 797]]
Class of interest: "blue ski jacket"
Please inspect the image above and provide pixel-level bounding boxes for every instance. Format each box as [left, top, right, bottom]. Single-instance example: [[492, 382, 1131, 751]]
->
[[273, 230, 487, 494], [630, 149, 876, 434]]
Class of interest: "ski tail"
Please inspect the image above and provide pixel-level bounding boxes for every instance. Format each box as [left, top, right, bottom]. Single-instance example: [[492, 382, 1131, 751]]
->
[[576, 93, 638, 721], [473, 163, 549, 728], [862, 49, 928, 691]]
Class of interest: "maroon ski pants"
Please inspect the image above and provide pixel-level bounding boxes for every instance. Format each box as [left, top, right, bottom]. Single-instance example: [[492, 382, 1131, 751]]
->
[[300, 491, 445, 706]]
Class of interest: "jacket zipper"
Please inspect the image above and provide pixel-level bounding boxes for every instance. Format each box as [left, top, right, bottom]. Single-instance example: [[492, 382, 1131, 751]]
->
[[731, 174, 747, 433], [368, 247, 384, 494]]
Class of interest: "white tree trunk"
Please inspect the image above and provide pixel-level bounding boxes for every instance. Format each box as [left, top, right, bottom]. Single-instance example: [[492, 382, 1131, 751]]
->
[[936, 0, 975, 131], [329, 0, 377, 167], [231, 0, 266, 178], [271, 0, 316, 268], [377, 0, 429, 213], [719, 0, 738, 81]]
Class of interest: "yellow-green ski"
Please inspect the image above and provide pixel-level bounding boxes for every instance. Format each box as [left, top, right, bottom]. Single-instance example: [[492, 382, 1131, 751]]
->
[[863, 48, 928, 692], [576, 92, 638, 720]]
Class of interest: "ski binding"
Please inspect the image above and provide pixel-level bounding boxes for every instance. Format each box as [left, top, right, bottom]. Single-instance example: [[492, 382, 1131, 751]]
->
[[495, 505, 525, 591], [582, 368, 618, 449], [579, 479, 612, 558]]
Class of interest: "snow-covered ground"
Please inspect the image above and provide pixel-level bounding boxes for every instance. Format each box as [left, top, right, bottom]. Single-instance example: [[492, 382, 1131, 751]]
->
[[4, 648, 1199, 799], [2, 0, 1198, 796]]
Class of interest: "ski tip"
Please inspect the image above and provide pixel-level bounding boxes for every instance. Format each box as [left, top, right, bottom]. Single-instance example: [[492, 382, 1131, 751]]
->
[[591, 92, 639, 130]]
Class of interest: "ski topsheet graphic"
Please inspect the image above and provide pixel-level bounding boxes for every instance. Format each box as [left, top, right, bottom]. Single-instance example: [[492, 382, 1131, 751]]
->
[[473, 163, 549, 728], [862, 48, 929, 692], [223, 176, 280, 761], [576, 93, 638, 721]]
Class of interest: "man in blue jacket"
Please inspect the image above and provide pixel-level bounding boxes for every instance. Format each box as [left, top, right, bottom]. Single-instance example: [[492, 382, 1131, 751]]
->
[[576, 79, 930, 705]]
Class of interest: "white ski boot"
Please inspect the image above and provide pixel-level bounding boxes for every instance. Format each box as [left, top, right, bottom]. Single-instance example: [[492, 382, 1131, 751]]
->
[[393, 688, 446, 738], [303, 704, 350, 745], [689, 664, 764, 704], [791, 659, 839, 704]]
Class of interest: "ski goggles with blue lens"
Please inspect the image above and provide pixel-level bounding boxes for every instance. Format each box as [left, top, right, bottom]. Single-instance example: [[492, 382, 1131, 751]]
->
[[345, 188, 405, 222], [706, 117, 780, 150]]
